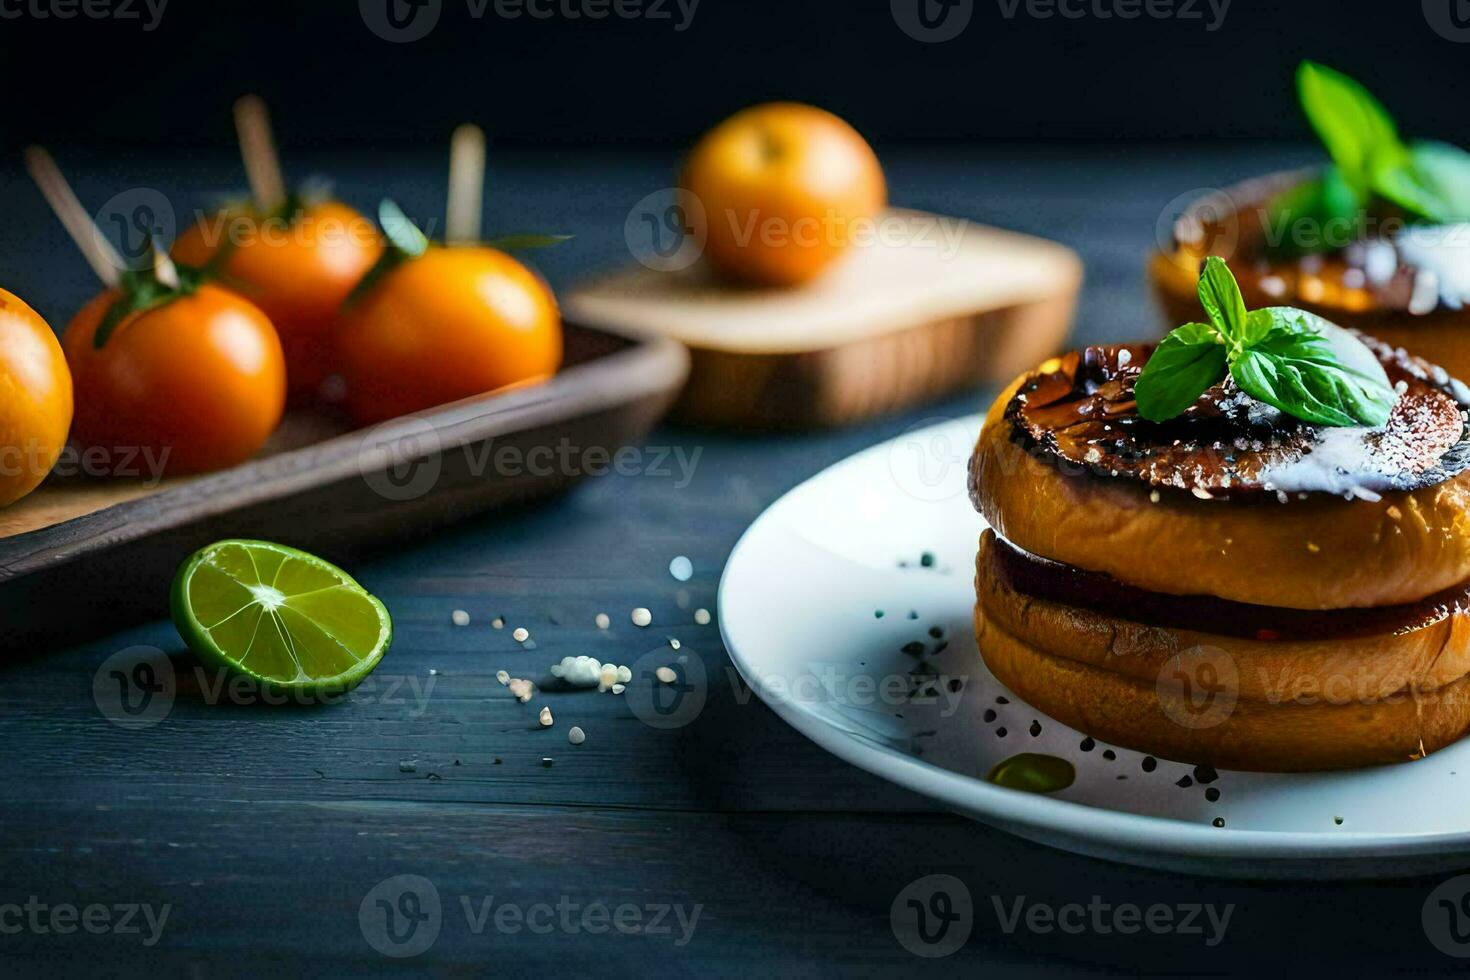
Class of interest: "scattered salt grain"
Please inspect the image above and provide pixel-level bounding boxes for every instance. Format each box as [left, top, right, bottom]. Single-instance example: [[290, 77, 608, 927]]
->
[[550, 656, 603, 687], [496, 670, 510, 685], [598, 664, 620, 692], [568, 726, 586, 745], [513, 627, 530, 643], [611, 683, 626, 694], [669, 556, 694, 582], [451, 610, 470, 626], [631, 608, 652, 627], [595, 613, 611, 630], [616, 665, 631, 683], [656, 666, 677, 684], [539, 706, 553, 727], [492, 617, 505, 630], [694, 608, 711, 625], [668, 637, 681, 650], [508, 678, 535, 703]]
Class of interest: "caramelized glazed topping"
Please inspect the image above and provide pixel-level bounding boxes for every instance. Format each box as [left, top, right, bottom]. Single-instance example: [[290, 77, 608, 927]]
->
[[1006, 334, 1470, 500], [986, 531, 1468, 641]]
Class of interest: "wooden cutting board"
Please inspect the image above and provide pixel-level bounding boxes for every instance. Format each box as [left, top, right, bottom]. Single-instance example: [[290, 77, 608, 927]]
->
[[566, 208, 1082, 428]]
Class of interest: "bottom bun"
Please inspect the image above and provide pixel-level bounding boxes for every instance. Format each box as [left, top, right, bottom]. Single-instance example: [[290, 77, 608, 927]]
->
[[975, 604, 1470, 773]]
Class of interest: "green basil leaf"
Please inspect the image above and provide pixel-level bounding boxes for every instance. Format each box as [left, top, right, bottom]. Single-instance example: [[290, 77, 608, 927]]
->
[[1379, 141, 1470, 224], [1253, 307, 1394, 389], [1133, 322, 1228, 423], [378, 199, 430, 258], [1228, 317, 1396, 429], [1374, 161, 1456, 224], [1241, 308, 1275, 348], [1296, 60, 1405, 192], [483, 233, 574, 251], [1230, 349, 1356, 427], [1261, 167, 1367, 259], [1196, 256, 1247, 341]]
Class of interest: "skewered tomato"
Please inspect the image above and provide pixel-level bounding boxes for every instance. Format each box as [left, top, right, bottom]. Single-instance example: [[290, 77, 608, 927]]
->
[[64, 278, 286, 475], [336, 216, 561, 426], [173, 200, 382, 401], [682, 102, 887, 287], [0, 288, 72, 507]]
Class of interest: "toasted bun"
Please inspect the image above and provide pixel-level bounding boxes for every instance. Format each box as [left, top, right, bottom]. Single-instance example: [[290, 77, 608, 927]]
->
[[977, 607, 1470, 771], [972, 370, 1470, 610], [976, 531, 1470, 703]]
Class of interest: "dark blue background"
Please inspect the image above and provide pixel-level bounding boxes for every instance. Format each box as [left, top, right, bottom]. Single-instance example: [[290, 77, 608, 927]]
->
[[0, 0, 1466, 150]]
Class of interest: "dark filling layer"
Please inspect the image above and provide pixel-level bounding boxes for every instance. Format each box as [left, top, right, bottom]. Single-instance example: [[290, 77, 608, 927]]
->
[[985, 531, 1470, 641]]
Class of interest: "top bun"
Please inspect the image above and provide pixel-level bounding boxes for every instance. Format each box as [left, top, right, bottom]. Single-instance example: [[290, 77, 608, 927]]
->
[[970, 334, 1470, 610]]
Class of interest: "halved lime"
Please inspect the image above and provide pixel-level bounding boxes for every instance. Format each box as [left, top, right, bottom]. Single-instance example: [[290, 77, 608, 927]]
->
[[171, 540, 393, 696]]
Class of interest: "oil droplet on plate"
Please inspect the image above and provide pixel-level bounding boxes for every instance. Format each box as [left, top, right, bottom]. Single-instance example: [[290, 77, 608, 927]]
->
[[986, 753, 1075, 794]]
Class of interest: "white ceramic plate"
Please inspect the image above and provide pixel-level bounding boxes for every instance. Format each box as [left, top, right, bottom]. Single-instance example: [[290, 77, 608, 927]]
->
[[719, 415, 1470, 879]]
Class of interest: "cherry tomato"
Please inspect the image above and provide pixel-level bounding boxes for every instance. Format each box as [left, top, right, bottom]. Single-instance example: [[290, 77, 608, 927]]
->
[[63, 283, 286, 475], [173, 200, 382, 401], [336, 246, 561, 426], [0, 288, 72, 507]]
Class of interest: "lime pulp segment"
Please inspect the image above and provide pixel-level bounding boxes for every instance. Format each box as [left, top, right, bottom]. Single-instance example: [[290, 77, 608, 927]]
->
[[172, 540, 392, 692]]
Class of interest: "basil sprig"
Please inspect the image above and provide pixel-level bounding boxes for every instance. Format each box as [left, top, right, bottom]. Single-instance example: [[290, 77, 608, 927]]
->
[[1270, 61, 1470, 250], [1134, 257, 1398, 428]]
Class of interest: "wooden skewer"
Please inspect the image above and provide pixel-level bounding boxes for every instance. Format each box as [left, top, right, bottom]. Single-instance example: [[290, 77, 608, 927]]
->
[[152, 242, 180, 289], [23, 146, 124, 287], [233, 95, 287, 211], [446, 124, 485, 245]]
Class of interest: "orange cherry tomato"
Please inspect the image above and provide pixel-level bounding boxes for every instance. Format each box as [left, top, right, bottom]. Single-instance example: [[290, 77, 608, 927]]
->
[[0, 288, 72, 507], [173, 200, 383, 401], [63, 283, 286, 476], [682, 102, 887, 287], [336, 245, 562, 427]]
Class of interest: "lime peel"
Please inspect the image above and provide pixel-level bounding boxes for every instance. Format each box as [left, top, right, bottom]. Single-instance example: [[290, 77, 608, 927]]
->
[[171, 539, 393, 697]]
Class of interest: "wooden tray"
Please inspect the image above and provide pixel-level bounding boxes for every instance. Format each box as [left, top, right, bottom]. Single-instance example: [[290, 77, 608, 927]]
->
[[0, 324, 689, 649], [565, 208, 1082, 428]]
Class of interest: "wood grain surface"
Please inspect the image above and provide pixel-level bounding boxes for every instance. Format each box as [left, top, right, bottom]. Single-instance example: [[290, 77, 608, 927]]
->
[[566, 210, 1081, 427], [0, 144, 1458, 977]]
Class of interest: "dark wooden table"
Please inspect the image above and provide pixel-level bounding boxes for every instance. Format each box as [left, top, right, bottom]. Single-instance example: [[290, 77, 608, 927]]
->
[[2, 144, 1461, 976]]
